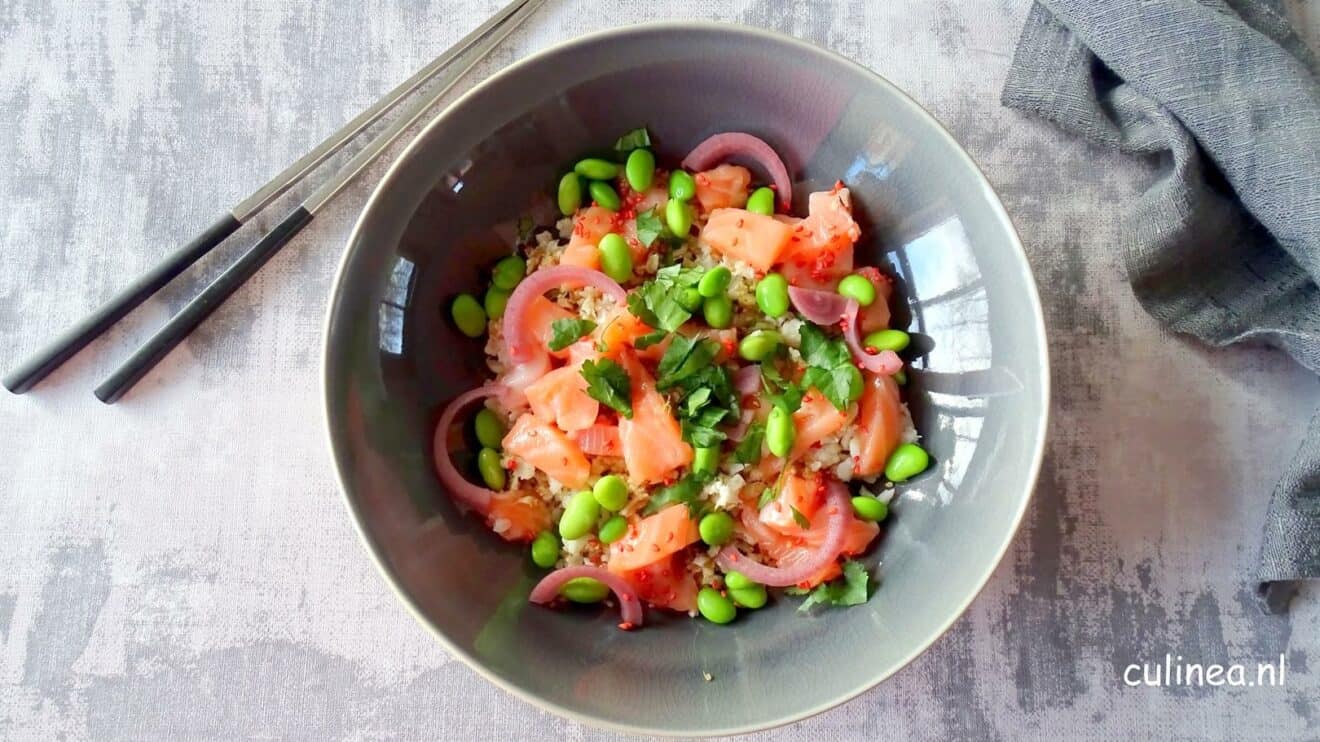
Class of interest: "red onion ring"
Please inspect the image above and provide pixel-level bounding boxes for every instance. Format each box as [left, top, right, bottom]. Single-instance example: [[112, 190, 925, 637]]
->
[[504, 266, 627, 363], [733, 365, 761, 396], [715, 480, 851, 586], [681, 132, 793, 210], [433, 384, 508, 511], [787, 287, 903, 374], [529, 565, 644, 628]]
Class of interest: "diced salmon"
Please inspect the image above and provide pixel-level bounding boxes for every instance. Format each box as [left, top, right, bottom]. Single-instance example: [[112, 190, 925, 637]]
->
[[694, 164, 751, 213], [496, 350, 552, 409], [777, 188, 859, 282], [570, 423, 622, 457], [484, 492, 551, 543], [854, 372, 903, 478], [607, 503, 700, 574], [560, 206, 617, 270], [700, 208, 793, 272], [524, 366, 599, 432], [739, 492, 879, 587], [760, 471, 827, 532], [855, 266, 894, 333], [502, 413, 591, 489], [617, 553, 699, 613], [790, 390, 857, 459], [616, 350, 693, 485], [596, 309, 654, 357], [523, 295, 577, 359]]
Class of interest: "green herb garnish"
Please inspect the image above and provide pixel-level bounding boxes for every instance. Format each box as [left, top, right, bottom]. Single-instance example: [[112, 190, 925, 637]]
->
[[613, 127, 652, 153], [628, 264, 704, 333], [760, 363, 803, 413], [548, 318, 597, 351], [580, 358, 633, 418], [643, 475, 703, 516], [797, 322, 864, 411], [795, 560, 872, 611], [734, 422, 766, 464], [790, 505, 811, 529]]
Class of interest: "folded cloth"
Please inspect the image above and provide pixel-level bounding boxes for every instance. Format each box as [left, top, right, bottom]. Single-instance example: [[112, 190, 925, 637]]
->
[[1002, 0, 1320, 610]]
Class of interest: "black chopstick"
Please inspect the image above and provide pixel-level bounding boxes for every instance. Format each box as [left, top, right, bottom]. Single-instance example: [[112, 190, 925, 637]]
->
[[91, 0, 545, 404], [3, 0, 538, 397]]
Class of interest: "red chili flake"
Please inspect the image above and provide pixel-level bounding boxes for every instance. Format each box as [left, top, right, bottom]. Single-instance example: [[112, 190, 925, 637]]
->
[[695, 173, 710, 186], [768, 183, 777, 191], [617, 621, 635, 631], [652, 544, 662, 552], [730, 553, 740, 562], [797, 580, 812, 590], [666, 532, 675, 543], [864, 346, 878, 354], [830, 180, 845, 193], [736, 218, 744, 228], [748, 398, 761, 409]]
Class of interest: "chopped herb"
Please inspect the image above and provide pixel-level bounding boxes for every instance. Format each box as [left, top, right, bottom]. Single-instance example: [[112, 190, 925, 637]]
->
[[656, 336, 720, 389], [684, 387, 712, 416], [627, 265, 704, 333], [548, 318, 596, 351], [643, 475, 702, 516], [682, 419, 727, 448], [760, 363, 803, 413], [516, 216, 535, 243], [614, 127, 652, 153], [580, 359, 633, 418], [733, 422, 766, 464], [634, 329, 668, 349], [790, 505, 811, 529], [757, 484, 777, 510], [634, 207, 670, 248], [797, 322, 864, 410], [797, 560, 872, 612]]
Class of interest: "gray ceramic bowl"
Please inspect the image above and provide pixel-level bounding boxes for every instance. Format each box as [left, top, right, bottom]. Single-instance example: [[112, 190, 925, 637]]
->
[[323, 22, 1048, 736]]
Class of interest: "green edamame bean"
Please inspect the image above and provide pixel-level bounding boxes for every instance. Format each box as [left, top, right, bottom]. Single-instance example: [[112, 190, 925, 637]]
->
[[451, 294, 487, 338], [598, 515, 628, 545], [894, 369, 907, 386], [837, 274, 877, 307], [559, 490, 600, 541], [477, 447, 506, 490], [746, 186, 775, 215], [625, 148, 656, 191], [484, 286, 509, 320], [730, 584, 767, 609], [592, 474, 629, 512], [530, 531, 560, 568], [557, 172, 582, 216], [693, 446, 720, 480], [491, 255, 526, 290], [766, 405, 795, 458], [698, 511, 735, 546], [755, 273, 790, 318], [561, 577, 610, 603], [884, 443, 930, 483], [698, 266, 732, 298], [669, 170, 696, 201], [665, 197, 693, 236], [738, 330, 783, 362], [724, 571, 755, 591], [703, 295, 733, 329], [473, 408, 505, 450], [677, 287, 704, 312], [863, 329, 910, 353], [589, 181, 621, 211], [851, 496, 889, 522], [574, 158, 620, 180], [597, 233, 633, 283], [697, 587, 737, 624]]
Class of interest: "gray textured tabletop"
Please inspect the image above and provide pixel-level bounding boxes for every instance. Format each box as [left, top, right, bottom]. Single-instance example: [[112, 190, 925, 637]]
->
[[2, 1, 1319, 740]]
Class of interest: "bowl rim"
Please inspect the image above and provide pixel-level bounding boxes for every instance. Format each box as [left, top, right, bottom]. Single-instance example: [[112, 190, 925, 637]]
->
[[321, 19, 1050, 738]]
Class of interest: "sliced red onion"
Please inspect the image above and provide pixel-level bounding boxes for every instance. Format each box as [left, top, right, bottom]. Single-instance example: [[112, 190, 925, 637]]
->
[[504, 266, 627, 363], [726, 408, 756, 443], [842, 298, 903, 374], [787, 286, 851, 325], [681, 132, 793, 210], [788, 287, 903, 375], [433, 384, 508, 511], [715, 480, 851, 587], [733, 365, 761, 397], [529, 565, 644, 628]]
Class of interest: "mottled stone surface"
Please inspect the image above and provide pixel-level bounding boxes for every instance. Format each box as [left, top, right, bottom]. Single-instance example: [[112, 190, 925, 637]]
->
[[1, 1, 1317, 739]]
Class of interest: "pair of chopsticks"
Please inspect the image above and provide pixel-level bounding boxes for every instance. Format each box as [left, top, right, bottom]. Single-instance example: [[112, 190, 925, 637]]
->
[[3, 0, 545, 404]]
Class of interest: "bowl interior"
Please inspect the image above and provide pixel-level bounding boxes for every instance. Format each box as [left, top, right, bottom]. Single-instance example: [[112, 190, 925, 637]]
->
[[324, 23, 1047, 736]]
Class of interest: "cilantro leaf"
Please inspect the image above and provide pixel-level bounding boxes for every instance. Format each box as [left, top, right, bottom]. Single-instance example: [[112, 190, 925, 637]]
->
[[682, 421, 727, 448], [790, 505, 811, 529], [733, 422, 765, 464], [614, 127, 651, 153], [797, 560, 872, 612], [548, 318, 596, 351], [799, 322, 852, 369], [657, 336, 719, 389], [684, 387, 712, 416], [633, 329, 669, 350], [757, 484, 777, 510], [635, 207, 668, 248], [630, 266, 700, 333], [643, 475, 702, 516], [797, 322, 863, 411], [761, 363, 803, 413], [580, 359, 633, 418]]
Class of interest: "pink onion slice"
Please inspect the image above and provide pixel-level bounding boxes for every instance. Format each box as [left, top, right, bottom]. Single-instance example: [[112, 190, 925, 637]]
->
[[681, 132, 793, 210], [733, 365, 761, 397], [788, 287, 903, 375], [715, 480, 852, 587], [504, 266, 627, 363], [787, 285, 851, 325], [433, 384, 508, 511], [842, 299, 903, 374], [529, 565, 644, 628]]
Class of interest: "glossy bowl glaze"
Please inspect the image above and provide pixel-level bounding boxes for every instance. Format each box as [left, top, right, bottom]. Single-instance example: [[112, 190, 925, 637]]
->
[[323, 22, 1048, 736]]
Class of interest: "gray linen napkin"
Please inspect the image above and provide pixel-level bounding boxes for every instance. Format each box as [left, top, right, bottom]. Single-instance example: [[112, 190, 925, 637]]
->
[[1001, 0, 1320, 611]]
